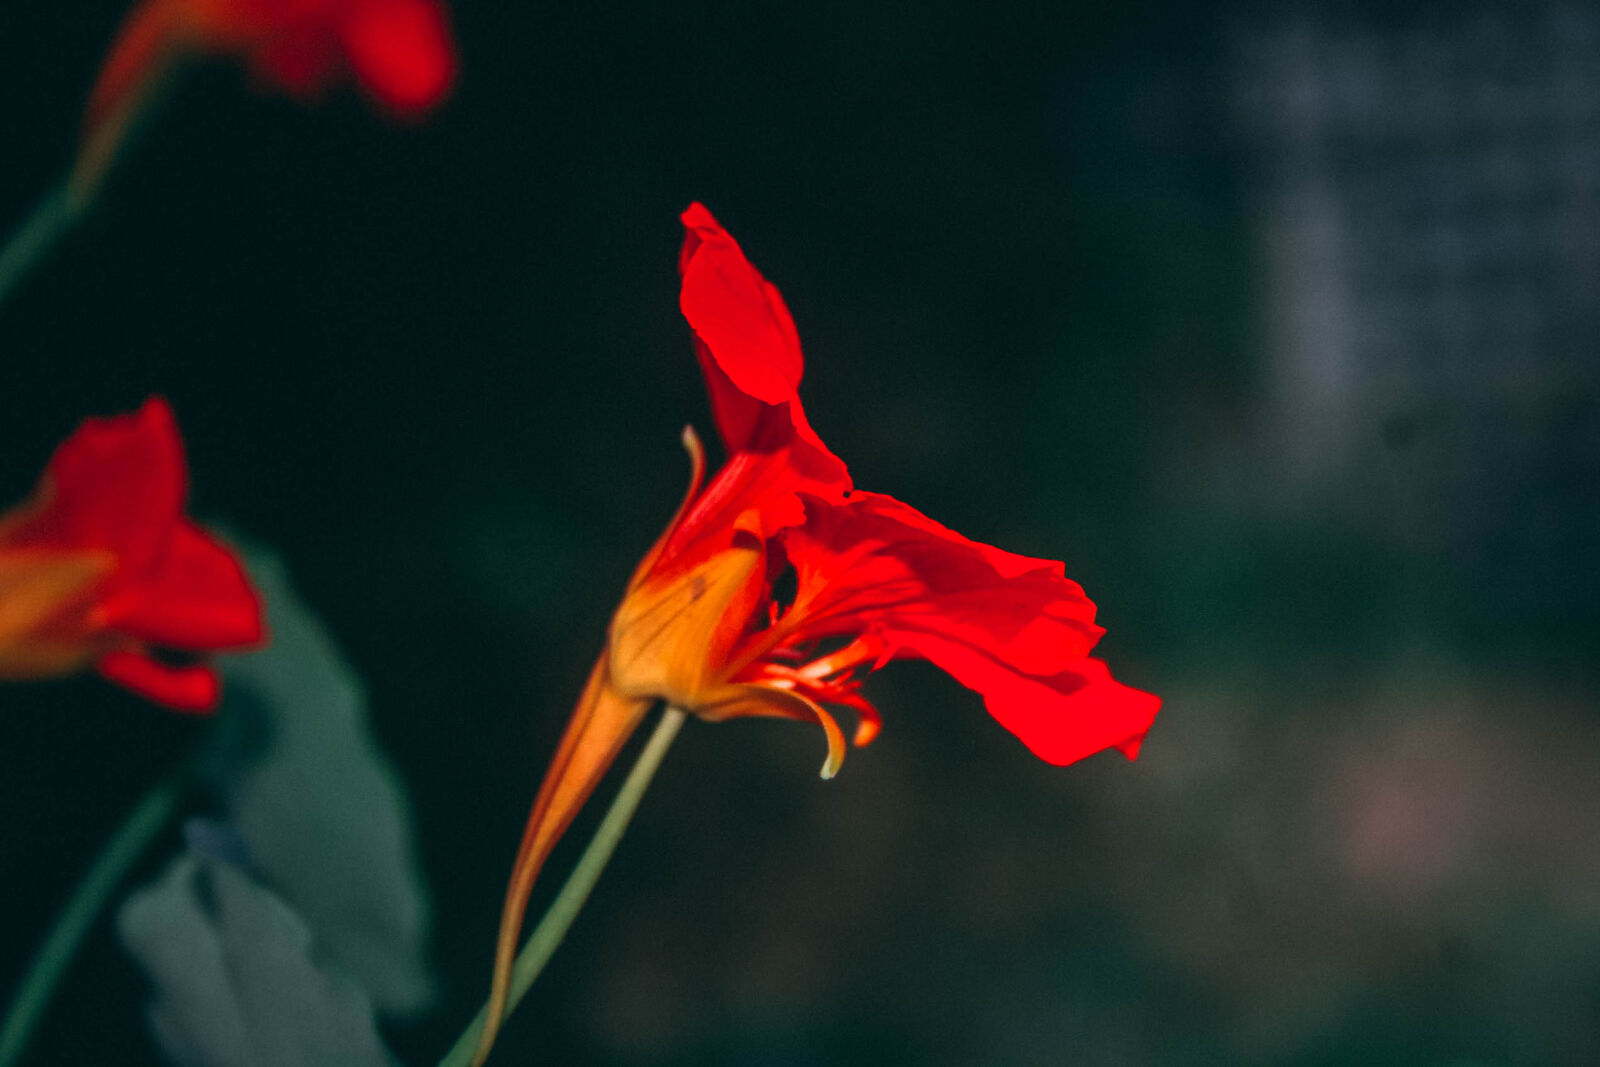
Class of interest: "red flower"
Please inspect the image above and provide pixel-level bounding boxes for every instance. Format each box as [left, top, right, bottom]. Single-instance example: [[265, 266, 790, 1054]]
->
[[474, 204, 1160, 1059], [83, 0, 457, 136], [0, 397, 263, 711]]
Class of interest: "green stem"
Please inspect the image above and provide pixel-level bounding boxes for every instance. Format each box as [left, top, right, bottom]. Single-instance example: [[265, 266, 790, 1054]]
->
[[437, 706, 687, 1067], [0, 776, 184, 1067], [0, 184, 79, 314], [0, 54, 179, 316]]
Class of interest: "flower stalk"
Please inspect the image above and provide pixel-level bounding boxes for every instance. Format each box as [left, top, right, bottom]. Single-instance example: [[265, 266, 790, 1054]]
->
[[0, 775, 185, 1067], [0, 184, 79, 314], [443, 705, 686, 1067]]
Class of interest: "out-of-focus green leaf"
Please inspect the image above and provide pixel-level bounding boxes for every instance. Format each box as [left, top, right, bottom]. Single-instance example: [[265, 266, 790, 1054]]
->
[[202, 548, 433, 1016], [116, 823, 395, 1067]]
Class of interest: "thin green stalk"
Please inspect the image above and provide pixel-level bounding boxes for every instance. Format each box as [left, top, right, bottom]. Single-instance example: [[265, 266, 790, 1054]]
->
[[0, 184, 79, 313], [0, 775, 184, 1067], [438, 706, 687, 1067], [0, 53, 180, 315]]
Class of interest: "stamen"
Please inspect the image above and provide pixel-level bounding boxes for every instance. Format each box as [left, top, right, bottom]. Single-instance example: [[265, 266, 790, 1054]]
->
[[796, 634, 884, 682], [696, 683, 847, 778], [737, 660, 883, 751]]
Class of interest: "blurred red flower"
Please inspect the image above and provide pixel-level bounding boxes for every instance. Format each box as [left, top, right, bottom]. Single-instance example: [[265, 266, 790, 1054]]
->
[[475, 203, 1161, 1059], [84, 0, 457, 134], [0, 397, 263, 711]]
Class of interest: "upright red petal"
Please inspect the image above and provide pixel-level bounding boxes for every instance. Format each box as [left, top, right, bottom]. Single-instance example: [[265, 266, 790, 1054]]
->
[[7, 398, 185, 570], [678, 204, 849, 489], [679, 203, 804, 439]]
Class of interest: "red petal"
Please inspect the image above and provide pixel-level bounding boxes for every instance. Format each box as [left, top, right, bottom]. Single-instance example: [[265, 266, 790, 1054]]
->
[[251, 23, 341, 98], [771, 490, 1157, 765], [896, 639, 1160, 764], [780, 490, 1104, 677], [95, 649, 220, 713], [656, 449, 808, 567], [94, 523, 264, 650], [339, 0, 457, 115], [678, 204, 848, 489], [9, 398, 186, 570]]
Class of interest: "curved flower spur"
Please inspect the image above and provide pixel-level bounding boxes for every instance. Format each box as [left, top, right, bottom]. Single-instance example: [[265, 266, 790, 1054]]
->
[[473, 204, 1161, 1061]]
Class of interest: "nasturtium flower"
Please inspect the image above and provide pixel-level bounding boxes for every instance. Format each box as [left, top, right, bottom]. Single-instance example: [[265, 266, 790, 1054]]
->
[[476, 204, 1161, 1057], [84, 0, 457, 137], [0, 397, 263, 711]]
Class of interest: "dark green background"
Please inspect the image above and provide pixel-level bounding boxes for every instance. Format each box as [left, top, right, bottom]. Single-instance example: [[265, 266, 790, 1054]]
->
[[4, 2, 1598, 1064]]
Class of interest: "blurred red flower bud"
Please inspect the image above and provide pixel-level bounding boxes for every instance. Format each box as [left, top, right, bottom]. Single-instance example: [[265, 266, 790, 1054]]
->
[[0, 397, 264, 711], [81, 0, 457, 161]]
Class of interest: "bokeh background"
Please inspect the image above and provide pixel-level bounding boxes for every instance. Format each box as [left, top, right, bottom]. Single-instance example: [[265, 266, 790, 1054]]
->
[[4, 1, 1600, 1064]]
